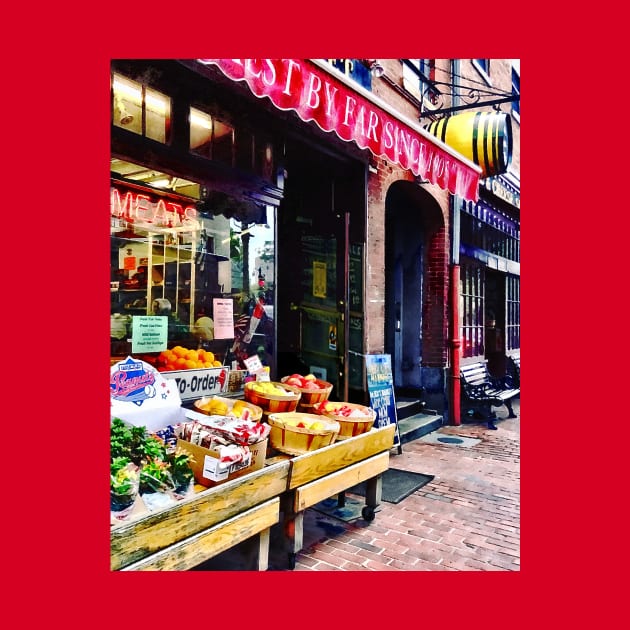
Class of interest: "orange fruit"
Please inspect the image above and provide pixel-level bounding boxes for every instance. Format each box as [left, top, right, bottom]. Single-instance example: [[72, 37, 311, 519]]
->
[[172, 346, 187, 359], [184, 359, 197, 369], [185, 349, 198, 361], [212, 360, 222, 367], [175, 357, 187, 369], [205, 351, 215, 363]]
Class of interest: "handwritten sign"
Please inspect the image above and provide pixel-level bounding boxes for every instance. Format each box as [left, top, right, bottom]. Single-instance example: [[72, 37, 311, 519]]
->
[[365, 354, 401, 449], [212, 298, 235, 339]]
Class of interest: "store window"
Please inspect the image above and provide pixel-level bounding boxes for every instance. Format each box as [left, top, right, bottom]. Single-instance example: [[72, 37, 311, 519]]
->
[[189, 107, 235, 164], [473, 59, 491, 84], [402, 59, 439, 107], [512, 65, 520, 120], [110, 161, 276, 378], [460, 260, 485, 358], [326, 59, 372, 90], [189, 107, 275, 183], [460, 200, 520, 264], [505, 275, 520, 351], [112, 73, 171, 143]]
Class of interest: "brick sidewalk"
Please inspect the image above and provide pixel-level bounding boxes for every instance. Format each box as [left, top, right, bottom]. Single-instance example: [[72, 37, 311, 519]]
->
[[193, 400, 520, 571]]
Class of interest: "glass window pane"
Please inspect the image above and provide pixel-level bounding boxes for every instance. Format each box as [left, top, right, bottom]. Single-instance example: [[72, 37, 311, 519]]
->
[[214, 120, 235, 165], [112, 73, 143, 135], [190, 107, 213, 155], [145, 87, 170, 143]]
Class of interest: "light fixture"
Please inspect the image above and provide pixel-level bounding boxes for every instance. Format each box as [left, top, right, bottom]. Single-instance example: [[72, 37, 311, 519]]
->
[[365, 59, 385, 78], [115, 93, 134, 126]]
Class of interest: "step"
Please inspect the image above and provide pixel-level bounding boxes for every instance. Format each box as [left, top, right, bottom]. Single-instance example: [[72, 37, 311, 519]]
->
[[396, 397, 426, 420], [397, 412, 444, 444]]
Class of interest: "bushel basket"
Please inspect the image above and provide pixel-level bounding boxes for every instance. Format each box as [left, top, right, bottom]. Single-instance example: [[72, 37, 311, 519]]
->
[[267, 412, 340, 456]]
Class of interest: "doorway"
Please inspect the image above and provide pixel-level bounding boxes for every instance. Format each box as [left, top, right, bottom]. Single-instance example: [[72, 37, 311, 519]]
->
[[275, 139, 365, 399], [484, 269, 507, 377], [384, 181, 445, 399]]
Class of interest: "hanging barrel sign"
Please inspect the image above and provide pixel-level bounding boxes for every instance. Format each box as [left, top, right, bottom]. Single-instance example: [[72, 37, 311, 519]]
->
[[423, 112, 512, 178]]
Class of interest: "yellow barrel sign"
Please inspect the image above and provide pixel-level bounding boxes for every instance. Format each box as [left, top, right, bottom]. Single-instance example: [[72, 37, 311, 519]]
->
[[424, 111, 512, 178]]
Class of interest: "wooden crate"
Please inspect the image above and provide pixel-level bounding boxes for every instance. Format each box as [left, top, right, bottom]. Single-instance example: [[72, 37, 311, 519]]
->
[[286, 424, 396, 489], [111, 460, 290, 571]]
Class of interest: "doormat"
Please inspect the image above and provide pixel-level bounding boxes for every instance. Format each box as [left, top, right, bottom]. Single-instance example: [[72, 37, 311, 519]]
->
[[348, 469, 435, 504]]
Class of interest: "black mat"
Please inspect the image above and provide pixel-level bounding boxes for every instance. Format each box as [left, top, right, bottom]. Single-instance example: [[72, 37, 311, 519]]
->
[[348, 469, 434, 504]]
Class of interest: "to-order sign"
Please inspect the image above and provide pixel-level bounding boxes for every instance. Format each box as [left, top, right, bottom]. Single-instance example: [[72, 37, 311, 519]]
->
[[163, 366, 228, 402]]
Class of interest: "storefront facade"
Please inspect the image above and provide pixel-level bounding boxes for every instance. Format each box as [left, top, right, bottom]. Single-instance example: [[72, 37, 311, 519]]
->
[[459, 173, 521, 376], [110, 58, 484, 412]]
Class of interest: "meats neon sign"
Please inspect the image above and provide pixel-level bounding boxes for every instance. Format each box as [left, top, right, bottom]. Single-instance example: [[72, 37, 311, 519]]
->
[[111, 186, 199, 229]]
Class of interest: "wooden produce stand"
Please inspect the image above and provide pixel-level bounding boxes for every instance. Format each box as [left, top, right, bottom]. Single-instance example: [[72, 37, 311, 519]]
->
[[279, 423, 396, 569], [111, 460, 290, 571]]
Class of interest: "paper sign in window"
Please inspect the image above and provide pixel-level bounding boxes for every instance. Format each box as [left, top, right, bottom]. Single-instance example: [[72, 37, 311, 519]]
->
[[313, 261, 327, 298], [213, 298, 235, 339]]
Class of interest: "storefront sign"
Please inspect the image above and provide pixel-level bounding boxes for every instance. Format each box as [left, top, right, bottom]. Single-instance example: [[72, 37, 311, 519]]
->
[[197, 59, 480, 202], [111, 185, 200, 230], [491, 178, 520, 208]]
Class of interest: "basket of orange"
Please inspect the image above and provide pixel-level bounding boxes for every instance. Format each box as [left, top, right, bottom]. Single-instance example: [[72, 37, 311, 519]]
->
[[243, 381, 301, 418], [193, 395, 263, 422], [280, 374, 333, 412], [266, 412, 340, 456], [314, 401, 377, 439]]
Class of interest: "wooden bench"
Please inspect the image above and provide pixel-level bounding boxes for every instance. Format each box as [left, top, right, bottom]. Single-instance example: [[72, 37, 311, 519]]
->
[[460, 360, 519, 428], [506, 350, 520, 388]]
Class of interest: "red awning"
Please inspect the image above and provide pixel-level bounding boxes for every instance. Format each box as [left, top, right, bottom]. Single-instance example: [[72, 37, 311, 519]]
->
[[197, 58, 481, 202]]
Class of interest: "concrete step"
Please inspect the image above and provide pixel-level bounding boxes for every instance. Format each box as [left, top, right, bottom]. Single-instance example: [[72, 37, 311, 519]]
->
[[396, 397, 426, 420], [397, 412, 444, 444]]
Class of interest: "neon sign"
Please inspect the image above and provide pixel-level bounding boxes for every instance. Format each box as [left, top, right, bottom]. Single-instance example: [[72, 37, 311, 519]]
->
[[111, 186, 199, 229]]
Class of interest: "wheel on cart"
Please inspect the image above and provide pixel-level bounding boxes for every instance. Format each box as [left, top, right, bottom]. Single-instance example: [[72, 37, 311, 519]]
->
[[362, 506, 376, 522]]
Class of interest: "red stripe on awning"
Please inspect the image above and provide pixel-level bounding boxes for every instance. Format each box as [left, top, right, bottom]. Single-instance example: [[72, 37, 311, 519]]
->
[[197, 58, 480, 202]]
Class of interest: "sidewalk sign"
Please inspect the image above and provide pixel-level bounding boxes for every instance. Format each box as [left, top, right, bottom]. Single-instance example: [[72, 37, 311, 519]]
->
[[365, 354, 402, 454]]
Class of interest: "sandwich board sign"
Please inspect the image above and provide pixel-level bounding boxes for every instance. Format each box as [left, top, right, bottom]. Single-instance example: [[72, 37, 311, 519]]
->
[[365, 354, 402, 453]]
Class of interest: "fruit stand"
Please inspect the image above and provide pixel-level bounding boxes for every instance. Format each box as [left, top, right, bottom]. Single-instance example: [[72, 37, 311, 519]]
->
[[110, 361, 397, 571], [110, 460, 290, 571], [110, 425, 395, 571]]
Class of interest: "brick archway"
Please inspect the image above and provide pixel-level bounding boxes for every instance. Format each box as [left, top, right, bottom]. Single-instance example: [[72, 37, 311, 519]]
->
[[384, 180, 449, 408]]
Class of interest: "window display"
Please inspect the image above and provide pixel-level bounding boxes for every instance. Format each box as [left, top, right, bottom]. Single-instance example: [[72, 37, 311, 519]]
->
[[110, 163, 276, 377]]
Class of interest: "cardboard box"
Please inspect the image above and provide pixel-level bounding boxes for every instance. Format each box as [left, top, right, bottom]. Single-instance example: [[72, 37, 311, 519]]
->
[[177, 437, 268, 488]]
